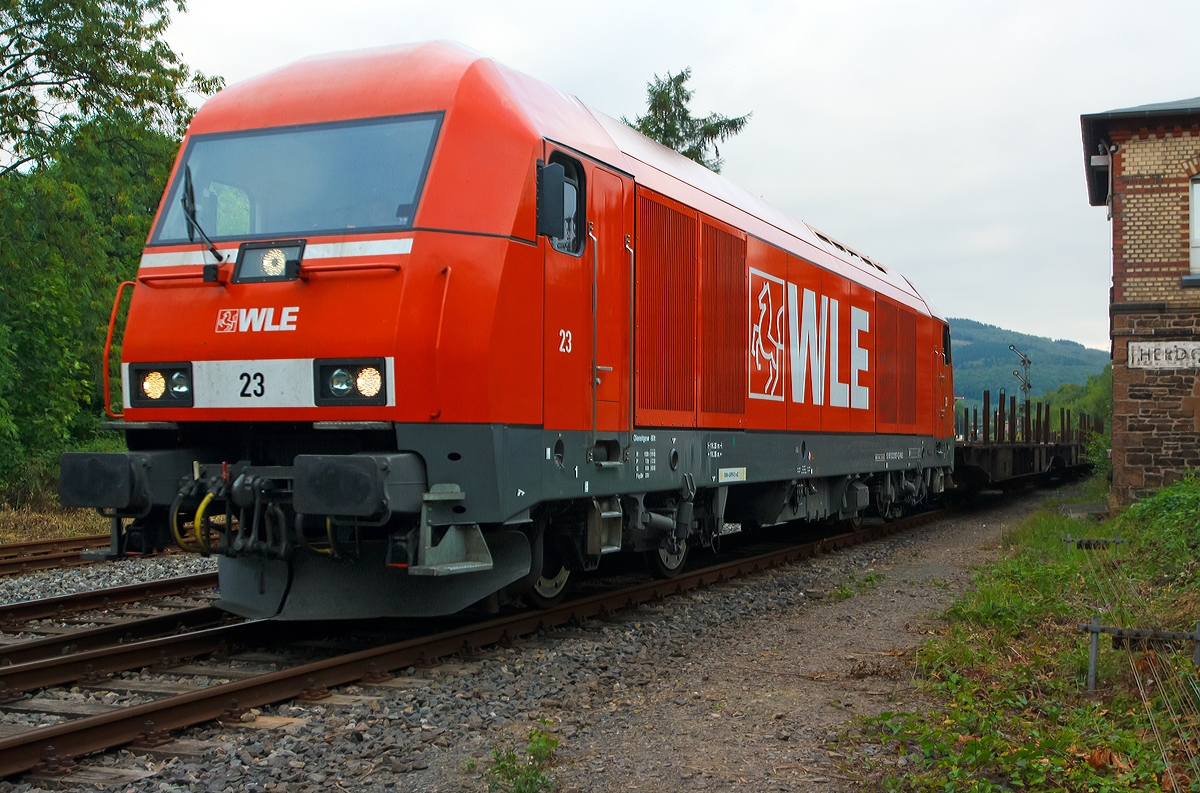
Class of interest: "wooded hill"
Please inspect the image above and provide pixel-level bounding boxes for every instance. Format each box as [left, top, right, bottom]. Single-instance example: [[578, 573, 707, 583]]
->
[[948, 317, 1110, 407]]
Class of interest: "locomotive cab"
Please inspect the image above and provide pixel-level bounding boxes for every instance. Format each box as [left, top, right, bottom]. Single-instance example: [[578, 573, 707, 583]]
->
[[59, 42, 955, 621]]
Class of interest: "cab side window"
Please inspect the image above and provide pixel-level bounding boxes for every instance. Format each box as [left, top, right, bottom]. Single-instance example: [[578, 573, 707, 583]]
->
[[942, 324, 952, 366], [549, 154, 584, 256]]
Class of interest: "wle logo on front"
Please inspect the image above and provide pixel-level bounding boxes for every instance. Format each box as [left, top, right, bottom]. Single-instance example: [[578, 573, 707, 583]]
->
[[215, 307, 299, 333]]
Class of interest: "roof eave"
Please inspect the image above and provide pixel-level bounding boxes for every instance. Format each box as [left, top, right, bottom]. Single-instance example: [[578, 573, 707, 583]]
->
[[1080, 106, 1200, 124], [1081, 104, 1200, 207]]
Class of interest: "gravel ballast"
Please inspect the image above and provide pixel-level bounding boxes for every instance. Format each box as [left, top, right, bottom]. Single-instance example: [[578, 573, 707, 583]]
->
[[0, 492, 1047, 792], [0, 555, 217, 607]]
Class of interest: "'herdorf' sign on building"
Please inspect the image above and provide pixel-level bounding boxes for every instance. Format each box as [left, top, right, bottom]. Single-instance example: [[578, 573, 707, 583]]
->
[[1127, 341, 1200, 370]]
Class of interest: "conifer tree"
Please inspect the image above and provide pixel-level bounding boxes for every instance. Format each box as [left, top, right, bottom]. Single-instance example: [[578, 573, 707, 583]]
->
[[626, 68, 750, 173]]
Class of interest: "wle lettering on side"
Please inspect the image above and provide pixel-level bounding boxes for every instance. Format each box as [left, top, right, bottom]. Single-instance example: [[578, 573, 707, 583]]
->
[[783, 285, 870, 409]]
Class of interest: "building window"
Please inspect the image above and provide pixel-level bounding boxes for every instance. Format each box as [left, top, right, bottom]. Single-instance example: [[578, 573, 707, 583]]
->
[[1192, 179, 1200, 275]]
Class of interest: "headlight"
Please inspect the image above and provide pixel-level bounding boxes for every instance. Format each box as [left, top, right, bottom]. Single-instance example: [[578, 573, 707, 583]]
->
[[141, 371, 166, 399], [261, 248, 287, 277], [329, 368, 354, 397], [233, 241, 304, 283], [129, 363, 193, 407], [356, 367, 382, 398], [314, 359, 387, 406], [169, 371, 190, 397]]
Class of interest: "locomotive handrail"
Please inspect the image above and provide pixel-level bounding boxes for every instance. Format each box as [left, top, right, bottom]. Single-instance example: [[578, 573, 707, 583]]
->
[[430, 266, 452, 420], [103, 281, 136, 419], [299, 261, 402, 277], [628, 231, 638, 453], [589, 222, 599, 448], [138, 270, 205, 283], [136, 261, 403, 285], [623, 234, 635, 457]]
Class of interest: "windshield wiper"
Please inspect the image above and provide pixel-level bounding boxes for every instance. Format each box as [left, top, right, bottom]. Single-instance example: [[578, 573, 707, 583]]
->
[[181, 165, 225, 263]]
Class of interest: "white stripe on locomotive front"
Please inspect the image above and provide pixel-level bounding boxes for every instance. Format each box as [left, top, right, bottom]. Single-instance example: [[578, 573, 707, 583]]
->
[[137, 238, 414, 269]]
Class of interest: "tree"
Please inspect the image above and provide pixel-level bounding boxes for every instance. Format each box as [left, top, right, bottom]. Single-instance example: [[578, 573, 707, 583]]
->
[[0, 110, 181, 504], [0, 0, 221, 176], [0, 0, 219, 503], [625, 68, 750, 173], [0, 110, 180, 501]]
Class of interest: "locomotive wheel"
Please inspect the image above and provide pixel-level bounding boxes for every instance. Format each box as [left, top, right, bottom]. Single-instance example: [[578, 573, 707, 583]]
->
[[526, 565, 571, 609], [646, 542, 688, 579]]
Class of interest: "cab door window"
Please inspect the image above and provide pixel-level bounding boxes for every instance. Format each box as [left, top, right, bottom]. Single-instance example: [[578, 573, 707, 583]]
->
[[549, 154, 585, 256]]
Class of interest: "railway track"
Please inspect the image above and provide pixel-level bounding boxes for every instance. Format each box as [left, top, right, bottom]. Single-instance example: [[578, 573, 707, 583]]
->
[[0, 509, 945, 778], [0, 572, 218, 628], [0, 534, 111, 578]]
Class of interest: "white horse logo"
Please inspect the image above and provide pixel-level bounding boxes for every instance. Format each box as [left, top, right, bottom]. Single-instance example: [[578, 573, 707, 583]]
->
[[750, 271, 785, 400]]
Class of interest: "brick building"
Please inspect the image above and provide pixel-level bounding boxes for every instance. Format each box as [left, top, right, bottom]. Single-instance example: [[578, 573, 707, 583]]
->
[[1082, 97, 1200, 505]]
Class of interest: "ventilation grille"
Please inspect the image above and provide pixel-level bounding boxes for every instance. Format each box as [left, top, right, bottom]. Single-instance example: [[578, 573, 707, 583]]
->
[[701, 223, 746, 415], [877, 300, 898, 424], [637, 196, 696, 413], [876, 297, 917, 428], [898, 309, 917, 424]]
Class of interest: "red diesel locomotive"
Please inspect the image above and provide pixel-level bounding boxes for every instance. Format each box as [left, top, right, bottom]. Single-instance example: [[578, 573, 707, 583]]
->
[[60, 42, 955, 620]]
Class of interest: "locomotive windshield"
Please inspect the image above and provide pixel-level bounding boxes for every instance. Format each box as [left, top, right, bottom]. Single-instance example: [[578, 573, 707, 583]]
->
[[152, 113, 442, 244]]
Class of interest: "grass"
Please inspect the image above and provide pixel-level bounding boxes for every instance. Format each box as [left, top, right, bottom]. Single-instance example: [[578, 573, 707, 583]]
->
[[834, 572, 886, 601], [0, 432, 122, 543], [841, 475, 1200, 791], [0, 505, 108, 543]]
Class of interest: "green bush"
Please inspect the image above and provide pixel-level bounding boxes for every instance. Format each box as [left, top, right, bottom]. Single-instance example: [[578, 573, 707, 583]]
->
[[0, 114, 179, 505], [1118, 473, 1200, 582], [487, 726, 559, 793]]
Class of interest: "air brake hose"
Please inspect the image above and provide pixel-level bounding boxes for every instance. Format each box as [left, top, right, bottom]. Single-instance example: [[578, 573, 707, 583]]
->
[[170, 492, 198, 552], [193, 492, 215, 554]]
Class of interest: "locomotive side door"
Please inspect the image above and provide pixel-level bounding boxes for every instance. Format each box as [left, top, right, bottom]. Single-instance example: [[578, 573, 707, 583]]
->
[[589, 166, 630, 433], [543, 152, 592, 431], [938, 322, 952, 438], [542, 152, 631, 436]]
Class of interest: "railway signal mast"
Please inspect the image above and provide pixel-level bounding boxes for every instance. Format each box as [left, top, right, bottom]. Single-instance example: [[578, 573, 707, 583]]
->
[[1010, 345, 1032, 440], [1009, 344, 1032, 401]]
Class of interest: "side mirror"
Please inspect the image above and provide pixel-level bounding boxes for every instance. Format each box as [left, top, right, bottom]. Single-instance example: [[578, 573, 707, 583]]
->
[[537, 162, 566, 238]]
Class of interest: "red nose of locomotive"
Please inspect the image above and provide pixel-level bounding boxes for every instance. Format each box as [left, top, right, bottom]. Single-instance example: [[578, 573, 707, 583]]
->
[[121, 111, 447, 423], [124, 233, 409, 421]]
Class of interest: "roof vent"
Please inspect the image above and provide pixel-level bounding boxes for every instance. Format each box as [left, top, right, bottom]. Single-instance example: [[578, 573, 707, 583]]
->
[[808, 226, 888, 274]]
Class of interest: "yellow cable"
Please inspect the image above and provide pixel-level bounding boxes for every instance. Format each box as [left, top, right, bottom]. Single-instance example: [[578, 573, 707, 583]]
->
[[193, 491, 214, 551], [312, 516, 334, 555]]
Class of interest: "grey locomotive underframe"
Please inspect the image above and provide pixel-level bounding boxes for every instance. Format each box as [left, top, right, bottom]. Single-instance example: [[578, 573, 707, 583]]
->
[[59, 422, 953, 619]]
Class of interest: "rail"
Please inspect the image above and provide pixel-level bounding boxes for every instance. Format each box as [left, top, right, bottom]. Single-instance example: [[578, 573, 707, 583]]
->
[[0, 535, 111, 577], [0, 510, 945, 776], [0, 572, 217, 627]]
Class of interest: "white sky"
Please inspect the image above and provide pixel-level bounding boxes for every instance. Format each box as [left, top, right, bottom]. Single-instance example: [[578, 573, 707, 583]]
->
[[166, 0, 1200, 351]]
